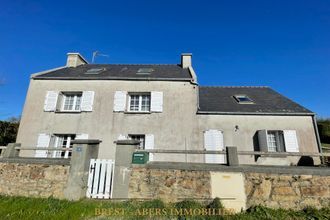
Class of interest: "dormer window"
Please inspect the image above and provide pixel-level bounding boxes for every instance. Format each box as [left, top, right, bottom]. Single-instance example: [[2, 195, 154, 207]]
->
[[233, 95, 254, 104]]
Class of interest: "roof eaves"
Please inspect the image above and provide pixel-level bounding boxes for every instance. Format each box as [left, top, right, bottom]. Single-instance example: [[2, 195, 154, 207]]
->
[[197, 111, 315, 116], [30, 66, 67, 79], [199, 86, 270, 88], [32, 76, 193, 82]]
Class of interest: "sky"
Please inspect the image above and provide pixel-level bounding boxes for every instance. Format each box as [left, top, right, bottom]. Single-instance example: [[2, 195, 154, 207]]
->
[[0, 0, 329, 119]]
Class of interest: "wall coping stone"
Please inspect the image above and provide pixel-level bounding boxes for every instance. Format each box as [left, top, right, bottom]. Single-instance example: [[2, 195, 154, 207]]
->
[[138, 162, 330, 176], [115, 140, 140, 145], [0, 157, 70, 165], [71, 139, 102, 144]]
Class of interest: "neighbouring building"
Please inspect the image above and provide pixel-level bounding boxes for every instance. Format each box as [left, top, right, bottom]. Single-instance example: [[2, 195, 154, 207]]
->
[[16, 53, 322, 165]]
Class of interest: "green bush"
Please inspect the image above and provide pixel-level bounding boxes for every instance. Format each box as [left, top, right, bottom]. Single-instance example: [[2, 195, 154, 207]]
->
[[175, 199, 204, 220], [318, 119, 330, 144], [0, 120, 19, 146], [207, 197, 224, 210]]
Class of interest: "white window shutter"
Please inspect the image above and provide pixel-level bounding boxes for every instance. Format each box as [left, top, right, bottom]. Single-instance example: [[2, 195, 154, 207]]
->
[[118, 134, 127, 140], [35, 133, 50, 158], [81, 91, 94, 111], [44, 91, 58, 111], [76, 134, 89, 139], [284, 130, 299, 152], [145, 134, 154, 161], [113, 91, 127, 112], [151, 91, 163, 112], [258, 130, 269, 152], [204, 130, 225, 164]]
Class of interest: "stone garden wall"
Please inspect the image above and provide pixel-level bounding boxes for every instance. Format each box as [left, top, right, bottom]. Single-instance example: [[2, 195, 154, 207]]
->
[[128, 167, 212, 202], [245, 173, 330, 210], [0, 162, 70, 199], [128, 165, 330, 210]]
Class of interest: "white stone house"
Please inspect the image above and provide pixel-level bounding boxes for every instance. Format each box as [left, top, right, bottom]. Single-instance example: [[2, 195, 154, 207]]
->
[[16, 53, 322, 165]]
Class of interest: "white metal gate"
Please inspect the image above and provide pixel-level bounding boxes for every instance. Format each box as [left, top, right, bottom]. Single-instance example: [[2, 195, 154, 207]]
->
[[86, 159, 115, 199]]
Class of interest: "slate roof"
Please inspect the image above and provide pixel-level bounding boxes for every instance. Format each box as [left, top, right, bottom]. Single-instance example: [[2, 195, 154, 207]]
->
[[198, 86, 313, 115], [33, 64, 192, 80]]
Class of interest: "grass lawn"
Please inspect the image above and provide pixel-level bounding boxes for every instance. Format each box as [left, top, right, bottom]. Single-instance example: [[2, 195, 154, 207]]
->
[[0, 196, 329, 220], [322, 143, 330, 149]]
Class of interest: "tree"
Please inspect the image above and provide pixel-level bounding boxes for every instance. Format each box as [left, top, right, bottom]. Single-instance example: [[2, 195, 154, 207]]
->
[[0, 117, 20, 146], [317, 118, 330, 144]]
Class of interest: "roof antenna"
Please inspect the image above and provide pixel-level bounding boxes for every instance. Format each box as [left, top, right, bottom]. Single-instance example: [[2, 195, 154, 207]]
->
[[92, 51, 109, 63]]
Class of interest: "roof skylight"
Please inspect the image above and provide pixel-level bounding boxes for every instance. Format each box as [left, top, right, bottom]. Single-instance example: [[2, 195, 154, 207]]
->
[[136, 68, 154, 75], [85, 68, 106, 74], [233, 95, 254, 104]]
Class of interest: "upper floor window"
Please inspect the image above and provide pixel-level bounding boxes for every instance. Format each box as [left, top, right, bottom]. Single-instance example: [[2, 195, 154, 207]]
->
[[44, 91, 94, 112], [62, 93, 82, 111], [113, 91, 163, 113], [128, 93, 151, 112]]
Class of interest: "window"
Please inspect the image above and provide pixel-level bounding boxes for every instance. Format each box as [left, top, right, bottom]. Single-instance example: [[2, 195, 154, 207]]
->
[[233, 95, 254, 104], [136, 68, 154, 75], [85, 68, 106, 74], [44, 91, 94, 112], [52, 134, 76, 158], [128, 134, 145, 149], [62, 93, 82, 111], [128, 93, 151, 112], [266, 131, 285, 152]]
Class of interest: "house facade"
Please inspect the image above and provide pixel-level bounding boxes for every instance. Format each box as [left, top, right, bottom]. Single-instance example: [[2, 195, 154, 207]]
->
[[16, 53, 321, 165]]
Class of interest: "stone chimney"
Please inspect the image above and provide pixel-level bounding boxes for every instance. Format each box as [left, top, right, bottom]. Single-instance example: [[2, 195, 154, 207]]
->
[[66, 53, 88, 67], [181, 53, 192, 68]]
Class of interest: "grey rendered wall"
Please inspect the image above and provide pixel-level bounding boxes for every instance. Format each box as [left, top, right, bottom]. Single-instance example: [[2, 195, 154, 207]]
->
[[17, 79, 319, 165], [16, 79, 199, 162], [195, 114, 319, 164]]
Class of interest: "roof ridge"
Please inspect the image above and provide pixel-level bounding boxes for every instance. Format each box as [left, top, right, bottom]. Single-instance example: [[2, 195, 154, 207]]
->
[[200, 86, 270, 88], [85, 64, 180, 66]]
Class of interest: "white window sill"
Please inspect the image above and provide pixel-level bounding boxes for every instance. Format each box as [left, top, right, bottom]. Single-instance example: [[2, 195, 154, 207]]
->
[[55, 110, 82, 114], [124, 111, 151, 114]]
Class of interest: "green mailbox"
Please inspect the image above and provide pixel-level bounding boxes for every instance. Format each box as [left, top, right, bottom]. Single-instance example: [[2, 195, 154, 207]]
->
[[132, 151, 149, 164]]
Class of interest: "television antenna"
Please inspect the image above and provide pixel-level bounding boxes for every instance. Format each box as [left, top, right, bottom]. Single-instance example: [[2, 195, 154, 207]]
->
[[92, 51, 109, 63]]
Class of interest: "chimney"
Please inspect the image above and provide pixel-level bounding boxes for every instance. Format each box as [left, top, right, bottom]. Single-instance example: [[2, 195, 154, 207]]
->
[[181, 53, 192, 68], [66, 53, 88, 67]]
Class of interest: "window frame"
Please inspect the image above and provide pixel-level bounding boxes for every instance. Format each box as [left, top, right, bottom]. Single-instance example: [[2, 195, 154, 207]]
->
[[127, 93, 151, 113], [233, 94, 254, 104], [128, 134, 146, 149], [266, 130, 285, 152], [52, 134, 76, 158], [61, 92, 83, 112]]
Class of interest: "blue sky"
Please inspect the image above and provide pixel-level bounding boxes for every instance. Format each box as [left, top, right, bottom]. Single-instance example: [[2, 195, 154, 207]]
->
[[0, 0, 329, 119]]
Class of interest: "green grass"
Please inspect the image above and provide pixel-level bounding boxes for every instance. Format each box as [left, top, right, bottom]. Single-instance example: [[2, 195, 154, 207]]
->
[[322, 143, 330, 149], [0, 196, 329, 220]]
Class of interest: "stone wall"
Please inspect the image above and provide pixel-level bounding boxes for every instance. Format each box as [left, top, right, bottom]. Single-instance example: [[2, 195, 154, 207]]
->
[[128, 165, 330, 211], [128, 167, 211, 202], [245, 173, 330, 210], [0, 162, 69, 199]]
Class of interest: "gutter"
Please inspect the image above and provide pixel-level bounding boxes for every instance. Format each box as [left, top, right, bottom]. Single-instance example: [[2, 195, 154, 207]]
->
[[312, 115, 323, 163], [197, 111, 315, 116], [32, 77, 192, 82]]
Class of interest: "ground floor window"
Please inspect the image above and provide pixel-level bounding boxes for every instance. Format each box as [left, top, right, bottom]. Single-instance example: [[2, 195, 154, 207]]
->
[[52, 134, 76, 158], [128, 134, 145, 149], [266, 131, 285, 152]]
